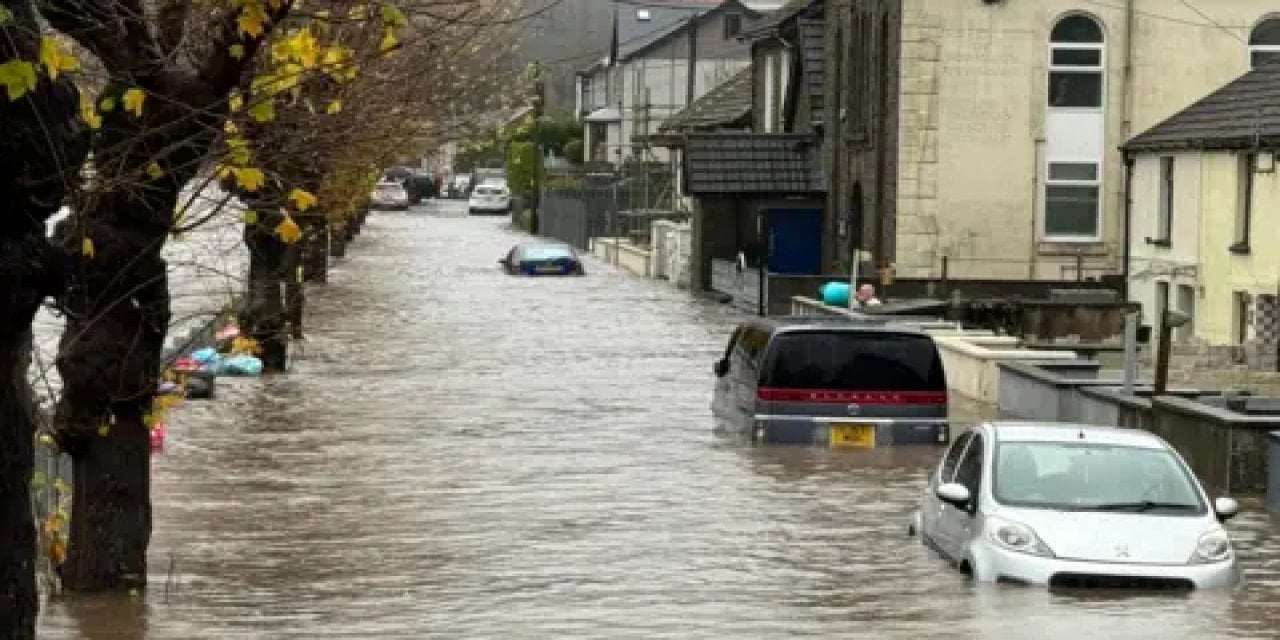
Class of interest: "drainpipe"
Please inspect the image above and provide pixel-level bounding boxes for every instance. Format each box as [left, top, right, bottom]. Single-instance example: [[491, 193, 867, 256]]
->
[[1122, 152, 1135, 301]]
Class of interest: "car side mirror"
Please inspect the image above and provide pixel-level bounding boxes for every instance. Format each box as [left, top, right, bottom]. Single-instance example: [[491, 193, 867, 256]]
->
[[1214, 496, 1239, 522], [713, 359, 729, 377], [936, 483, 972, 510]]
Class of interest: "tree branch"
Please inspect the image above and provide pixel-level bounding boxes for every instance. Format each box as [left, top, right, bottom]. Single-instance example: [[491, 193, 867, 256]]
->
[[37, 0, 164, 79], [197, 1, 295, 93], [155, 0, 190, 60]]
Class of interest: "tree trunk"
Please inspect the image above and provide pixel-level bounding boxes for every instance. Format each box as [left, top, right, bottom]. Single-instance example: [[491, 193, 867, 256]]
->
[[0, 0, 90, 627], [301, 217, 328, 283], [329, 223, 347, 258], [0, 330, 40, 638], [53, 228, 170, 591], [240, 222, 288, 373], [285, 244, 305, 340]]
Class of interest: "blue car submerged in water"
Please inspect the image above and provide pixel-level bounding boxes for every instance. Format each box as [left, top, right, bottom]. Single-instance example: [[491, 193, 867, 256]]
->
[[500, 242, 586, 276]]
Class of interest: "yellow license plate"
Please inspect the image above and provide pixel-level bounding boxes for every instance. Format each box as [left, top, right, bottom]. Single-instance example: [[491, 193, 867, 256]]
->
[[535, 265, 561, 273], [830, 423, 876, 448]]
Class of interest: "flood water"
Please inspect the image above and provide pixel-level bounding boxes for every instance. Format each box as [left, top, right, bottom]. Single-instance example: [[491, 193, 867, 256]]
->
[[38, 200, 1280, 639]]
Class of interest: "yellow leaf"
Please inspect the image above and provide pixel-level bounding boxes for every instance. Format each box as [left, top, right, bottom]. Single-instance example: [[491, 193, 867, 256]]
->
[[325, 99, 342, 115], [0, 7, 13, 24], [288, 188, 317, 211], [233, 167, 265, 191], [147, 162, 164, 179], [229, 92, 243, 112], [0, 59, 38, 101], [216, 164, 235, 180], [248, 98, 275, 123], [237, 4, 268, 37], [80, 96, 102, 129], [39, 37, 79, 79], [97, 424, 109, 437], [224, 119, 238, 134], [380, 30, 398, 54], [81, 237, 95, 258], [229, 44, 245, 59], [380, 4, 408, 28], [98, 96, 115, 111], [122, 88, 145, 117], [243, 210, 259, 224], [275, 216, 302, 244]]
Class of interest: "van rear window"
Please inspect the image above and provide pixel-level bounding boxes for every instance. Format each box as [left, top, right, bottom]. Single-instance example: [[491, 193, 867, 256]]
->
[[760, 331, 945, 391]]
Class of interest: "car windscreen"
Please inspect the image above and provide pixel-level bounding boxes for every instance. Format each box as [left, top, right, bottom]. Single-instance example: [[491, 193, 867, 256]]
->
[[759, 330, 944, 391], [514, 245, 574, 261], [375, 183, 402, 194], [993, 442, 1206, 514]]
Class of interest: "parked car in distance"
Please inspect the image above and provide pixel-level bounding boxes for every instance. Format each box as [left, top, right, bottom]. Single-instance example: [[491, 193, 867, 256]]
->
[[500, 242, 585, 276], [712, 317, 948, 447], [469, 183, 511, 215], [912, 422, 1240, 589], [371, 180, 410, 210]]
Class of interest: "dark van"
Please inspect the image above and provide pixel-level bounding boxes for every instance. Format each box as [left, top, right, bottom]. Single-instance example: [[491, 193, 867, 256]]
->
[[712, 317, 949, 447]]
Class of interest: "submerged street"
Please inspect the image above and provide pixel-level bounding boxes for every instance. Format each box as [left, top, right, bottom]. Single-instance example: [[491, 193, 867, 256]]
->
[[37, 199, 1280, 639]]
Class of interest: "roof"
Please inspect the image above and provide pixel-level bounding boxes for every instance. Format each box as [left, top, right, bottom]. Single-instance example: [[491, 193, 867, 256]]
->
[[659, 67, 753, 132], [741, 0, 821, 39], [987, 423, 1166, 449], [1125, 61, 1280, 153], [797, 18, 825, 126], [683, 133, 823, 195], [612, 0, 774, 64]]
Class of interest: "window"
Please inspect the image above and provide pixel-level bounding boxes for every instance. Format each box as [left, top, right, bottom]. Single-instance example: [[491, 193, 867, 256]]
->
[[953, 433, 985, 498], [1176, 284, 1196, 343], [636, 9, 651, 21], [760, 331, 946, 392], [1155, 156, 1174, 244], [588, 123, 607, 161], [939, 431, 974, 484], [724, 13, 742, 39], [1048, 16, 1104, 109], [1234, 153, 1255, 252], [1250, 17, 1280, 69], [1044, 161, 1101, 238], [1234, 291, 1252, 345], [993, 442, 1205, 513]]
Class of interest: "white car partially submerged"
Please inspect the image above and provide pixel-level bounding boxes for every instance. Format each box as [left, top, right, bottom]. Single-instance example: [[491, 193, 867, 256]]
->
[[912, 422, 1241, 589], [371, 180, 409, 210], [468, 183, 510, 215]]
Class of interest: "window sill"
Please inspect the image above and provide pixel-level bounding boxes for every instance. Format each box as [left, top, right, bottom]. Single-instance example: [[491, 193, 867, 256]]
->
[[1145, 237, 1171, 248], [1037, 241, 1108, 256], [1229, 242, 1252, 256]]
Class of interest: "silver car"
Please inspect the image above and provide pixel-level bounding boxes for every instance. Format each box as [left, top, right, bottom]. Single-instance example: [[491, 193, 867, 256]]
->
[[912, 422, 1241, 589]]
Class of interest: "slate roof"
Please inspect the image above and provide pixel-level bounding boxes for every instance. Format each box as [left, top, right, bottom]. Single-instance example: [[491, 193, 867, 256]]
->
[[1125, 61, 1280, 153], [797, 18, 825, 127], [684, 133, 823, 195], [659, 67, 754, 132]]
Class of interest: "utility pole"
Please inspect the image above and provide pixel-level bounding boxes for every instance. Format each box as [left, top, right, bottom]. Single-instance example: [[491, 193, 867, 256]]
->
[[531, 62, 546, 235]]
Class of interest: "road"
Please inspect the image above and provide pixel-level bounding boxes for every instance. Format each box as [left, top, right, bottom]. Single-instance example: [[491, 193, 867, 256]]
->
[[38, 198, 1280, 639]]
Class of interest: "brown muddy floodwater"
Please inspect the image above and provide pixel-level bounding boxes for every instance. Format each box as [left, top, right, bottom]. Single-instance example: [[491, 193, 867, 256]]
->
[[38, 200, 1280, 639]]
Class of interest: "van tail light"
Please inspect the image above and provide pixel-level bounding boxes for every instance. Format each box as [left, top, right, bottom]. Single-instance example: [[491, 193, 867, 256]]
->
[[756, 388, 947, 405]]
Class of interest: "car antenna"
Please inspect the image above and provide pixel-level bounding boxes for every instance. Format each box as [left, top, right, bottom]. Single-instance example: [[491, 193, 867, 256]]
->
[[1077, 427, 1085, 440]]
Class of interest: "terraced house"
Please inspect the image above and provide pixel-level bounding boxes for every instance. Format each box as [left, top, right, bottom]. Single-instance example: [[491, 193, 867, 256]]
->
[[825, 0, 1280, 285]]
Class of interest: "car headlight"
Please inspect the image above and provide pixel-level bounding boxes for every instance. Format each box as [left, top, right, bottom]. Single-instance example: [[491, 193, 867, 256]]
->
[[1190, 529, 1233, 564], [986, 516, 1055, 557]]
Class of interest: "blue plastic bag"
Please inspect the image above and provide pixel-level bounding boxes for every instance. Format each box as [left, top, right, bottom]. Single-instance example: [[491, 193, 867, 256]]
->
[[191, 347, 220, 364], [218, 354, 263, 377], [819, 281, 850, 306]]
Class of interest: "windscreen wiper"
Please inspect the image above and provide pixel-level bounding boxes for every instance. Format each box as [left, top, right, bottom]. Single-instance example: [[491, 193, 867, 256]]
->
[[1090, 501, 1198, 512]]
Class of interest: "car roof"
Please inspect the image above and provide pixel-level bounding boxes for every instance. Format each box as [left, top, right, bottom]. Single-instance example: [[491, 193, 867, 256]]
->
[[985, 422, 1168, 449], [514, 242, 574, 252], [737, 315, 930, 337]]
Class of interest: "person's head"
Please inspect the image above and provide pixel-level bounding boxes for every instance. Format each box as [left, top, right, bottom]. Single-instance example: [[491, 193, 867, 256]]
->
[[857, 284, 876, 301]]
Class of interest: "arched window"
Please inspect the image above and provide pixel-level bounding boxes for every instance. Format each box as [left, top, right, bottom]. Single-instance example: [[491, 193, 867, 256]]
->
[[1250, 17, 1280, 69], [1048, 15, 1104, 109], [1044, 14, 1106, 241]]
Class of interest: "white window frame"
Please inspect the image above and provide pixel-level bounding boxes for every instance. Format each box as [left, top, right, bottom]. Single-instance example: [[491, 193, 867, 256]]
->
[[763, 53, 776, 133], [1047, 17, 1106, 111], [1249, 17, 1280, 70], [1043, 160, 1103, 242]]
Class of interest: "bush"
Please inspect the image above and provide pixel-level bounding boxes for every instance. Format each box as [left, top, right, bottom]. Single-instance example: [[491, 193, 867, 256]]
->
[[563, 139, 583, 165]]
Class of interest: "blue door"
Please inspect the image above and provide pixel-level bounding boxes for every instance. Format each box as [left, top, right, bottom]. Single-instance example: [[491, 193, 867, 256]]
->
[[765, 208, 823, 275]]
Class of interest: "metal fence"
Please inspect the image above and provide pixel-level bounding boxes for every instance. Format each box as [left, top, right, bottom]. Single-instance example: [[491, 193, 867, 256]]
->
[[537, 164, 675, 251]]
